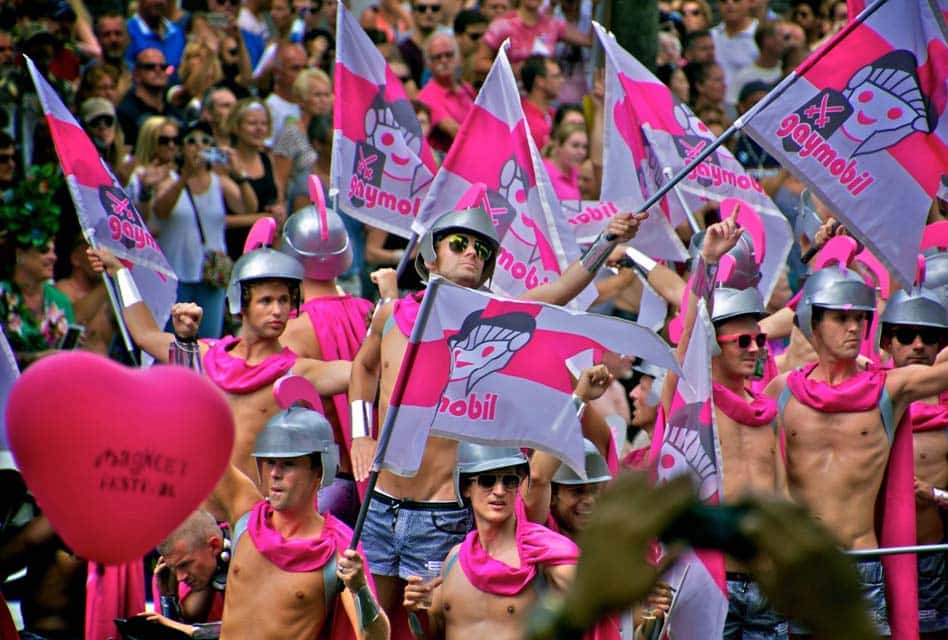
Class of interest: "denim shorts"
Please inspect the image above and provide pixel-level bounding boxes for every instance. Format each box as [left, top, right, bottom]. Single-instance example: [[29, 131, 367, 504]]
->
[[724, 573, 788, 640], [789, 558, 889, 636], [918, 551, 948, 632], [361, 490, 472, 579]]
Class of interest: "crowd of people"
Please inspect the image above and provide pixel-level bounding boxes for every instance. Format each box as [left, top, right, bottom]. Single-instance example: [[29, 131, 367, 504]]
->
[[1, 0, 947, 638]]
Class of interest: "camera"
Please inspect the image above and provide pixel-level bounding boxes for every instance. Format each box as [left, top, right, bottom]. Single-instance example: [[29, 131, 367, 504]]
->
[[202, 146, 228, 166]]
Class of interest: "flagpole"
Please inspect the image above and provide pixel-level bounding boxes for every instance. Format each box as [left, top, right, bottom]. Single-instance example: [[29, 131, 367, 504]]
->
[[83, 229, 139, 366], [349, 277, 442, 549], [395, 232, 419, 281], [662, 167, 700, 234], [606, 0, 890, 227]]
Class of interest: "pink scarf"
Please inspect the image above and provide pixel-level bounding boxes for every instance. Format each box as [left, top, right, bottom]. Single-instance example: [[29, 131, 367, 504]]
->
[[202, 336, 297, 394], [712, 382, 777, 427], [911, 396, 948, 433], [458, 517, 578, 597], [785, 362, 918, 640], [392, 291, 425, 337]]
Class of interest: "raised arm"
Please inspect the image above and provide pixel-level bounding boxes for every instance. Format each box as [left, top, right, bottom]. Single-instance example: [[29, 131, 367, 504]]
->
[[887, 352, 948, 407], [207, 464, 264, 528]]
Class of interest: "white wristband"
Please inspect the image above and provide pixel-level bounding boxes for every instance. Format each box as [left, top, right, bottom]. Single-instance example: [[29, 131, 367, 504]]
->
[[115, 269, 142, 308], [625, 247, 657, 275], [571, 394, 586, 420], [351, 400, 373, 439]]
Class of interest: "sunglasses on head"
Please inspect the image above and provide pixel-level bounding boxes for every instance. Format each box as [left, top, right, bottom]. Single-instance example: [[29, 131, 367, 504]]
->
[[717, 332, 767, 349], [444, 233, 493, 261], [472, 473, 522, 491], [138, 61, 169, 71], [415, 3, 441, 12], [184, 134, 214, 146], [88, 114, 115, 128], [892, 326, 942, 346]]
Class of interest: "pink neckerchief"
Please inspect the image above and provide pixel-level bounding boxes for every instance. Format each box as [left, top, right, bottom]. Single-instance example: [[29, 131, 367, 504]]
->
[[911, 395, 948, 433], [458, 517, 578, 597], [712, 382, 777, 427], [392, 291, 425, 337], [247, 501, 350, 572], [785, 362, 886, 413], [202, 336, 297, 394]]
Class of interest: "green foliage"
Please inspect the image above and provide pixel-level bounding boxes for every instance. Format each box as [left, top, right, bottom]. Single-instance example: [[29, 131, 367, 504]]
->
[[0, 163, 65, 248]]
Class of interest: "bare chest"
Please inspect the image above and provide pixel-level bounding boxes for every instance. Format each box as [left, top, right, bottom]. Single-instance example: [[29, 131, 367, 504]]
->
[[716, 410, 779, 498], [442, 566, 537, 640]]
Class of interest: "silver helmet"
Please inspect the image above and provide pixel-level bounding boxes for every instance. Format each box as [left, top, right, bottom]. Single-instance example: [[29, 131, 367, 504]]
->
[[227, 248, 304, 315], [880, 287, 948, 329], [252, 405, 339, 489], [719, 233, 762, 290], [281, 204, 353, 281], [415, 207, 500, 286], [551, 438, 612, 485], [795, 266, 876, 338], [711, 287, 765, 324], [453, 442, 528, 505], [632, 359, 666, 407], [924, 252, 948, 309]]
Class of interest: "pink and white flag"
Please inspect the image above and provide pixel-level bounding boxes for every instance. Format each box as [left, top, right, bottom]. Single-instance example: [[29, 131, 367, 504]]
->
[[26, 59, 177, 331], [332, 3, 438, 238], [0, 328, 18, 470], [412, 45, 595, 308], [742, 0, 948, 287], [375, 277, 681, 477], [594, 23, 792, 302], [649, 301, 727, 638]]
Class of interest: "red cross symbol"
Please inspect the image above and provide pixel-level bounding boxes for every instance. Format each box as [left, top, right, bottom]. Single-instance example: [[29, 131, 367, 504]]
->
[[105, 189, 134, 220], [357, 146, 378, 180], [804, 94, 845, 129], [679, 137, 707, 163]]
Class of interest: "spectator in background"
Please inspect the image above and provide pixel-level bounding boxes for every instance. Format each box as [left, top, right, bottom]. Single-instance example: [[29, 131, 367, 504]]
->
[[200, 85, 238, 148], [117, 48, 181, 146], [788, 0, 822, 48], [710, 0, 758, 105], [273, 68, 330, 212], [125, 115, 179, 231], [775, 18, 807, 51], [657, 64, 691, 103], [55, 234, 114, 356], [388, 55, 418, 98], [479, 0, 509, 22], [543, 122, 587, 200], [725, 20, 785, 118], [126, 0, 186, 70], [682, 28, 715, 65], [303, 26, 335, 73], [454, 9, 488, 86], [552, 0, 594, 104], [263, 43, 306, 146], [189, 0, 264, 70], [416, 33, 475, 154], [680, 0, 712, 33], [168, 41, 222, 122], [685, 60, 726, 116], [95, 13, 132, 98], [521, 54, 563, 151], [238, 0, 274, 42], [0, 31, 14, 68], [81, 97, 132, 182], [77, 63, 122, 106], [215, 36, 254, 99], [0, 131, 16, 194], [397, 0, 447, 88], [360, 0, 411, 45]]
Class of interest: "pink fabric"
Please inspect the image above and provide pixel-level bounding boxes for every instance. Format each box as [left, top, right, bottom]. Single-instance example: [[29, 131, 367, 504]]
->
[[202, 336, 298, 394], [85, 560, 146, 640], [392, 291, 425, 337], [417, 79, 476, 153], [785, 364, 918, 640], [910, 395, 948, 432], [458, 517, 578, 596], [543, 158, 581, 200], [621, 445, 650, 471], [482, 10, 567, 63], [0, 591, 18, 640], [521, 98, 553, 151], [712, 382, 777, 427]]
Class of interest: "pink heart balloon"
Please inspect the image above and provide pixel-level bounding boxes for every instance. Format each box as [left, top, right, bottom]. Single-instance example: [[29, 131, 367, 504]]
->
[[5, 352, 234, 565]]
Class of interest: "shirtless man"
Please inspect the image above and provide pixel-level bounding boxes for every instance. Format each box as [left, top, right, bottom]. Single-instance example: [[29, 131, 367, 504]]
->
[[403, 443, 576, 640], [87, 236, 350, 483], [621, 359, 666, 469], [765, 263, 948, 637], [54, 236, 114, 356], [879, 286, 948, 639], [676, 215, 788, 638], [208, 380, 389, 639], [279, 203, 379, 525], [348, 205, 644, 616]]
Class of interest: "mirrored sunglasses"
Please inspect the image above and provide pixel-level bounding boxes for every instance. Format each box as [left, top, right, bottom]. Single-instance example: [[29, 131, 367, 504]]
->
[[445, 234, 493, 261], [717, 332, 767, 349]]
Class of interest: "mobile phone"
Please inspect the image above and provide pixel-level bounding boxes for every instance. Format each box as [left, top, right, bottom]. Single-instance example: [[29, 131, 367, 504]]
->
[[58, 324, 85, 350], [202, 146, 228, 166], [206, 11, 230, 28]]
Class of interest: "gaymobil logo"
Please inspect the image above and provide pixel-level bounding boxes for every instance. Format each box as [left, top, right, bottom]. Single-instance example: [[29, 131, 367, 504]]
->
[[656, 402, 718, 501], [347, 87, 432, 216], [436, 308, 537, 421], [775, 50, 937, 197], [99, 185, 159, 252]]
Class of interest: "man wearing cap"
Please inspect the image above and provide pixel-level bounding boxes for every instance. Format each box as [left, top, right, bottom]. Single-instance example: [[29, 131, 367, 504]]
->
[[87, 233, 351, 486], [403, 443, 577, 639], [348, 205, 644, 620], [879, 285, 948, 639], [207, 379, 390, 639], [675, 214, 788, 638], [279, 203, 381, 526], [765, 256, 948, 637]]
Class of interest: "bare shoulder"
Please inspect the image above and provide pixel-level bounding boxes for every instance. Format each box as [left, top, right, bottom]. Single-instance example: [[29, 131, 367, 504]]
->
[[763, 371, 789, 398], [281, 314, 319, 359]]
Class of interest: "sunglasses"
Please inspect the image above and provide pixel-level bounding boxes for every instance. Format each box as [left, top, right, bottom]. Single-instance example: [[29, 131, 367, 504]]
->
[[0, 152, 14, 163], [138, 62, 169, 71], [717, 332, 767, 349], [157, 135, 177, 146], [444, 234, 493, 261], [892, 326, 942, 346], [415, 3, 441, 12], [430, 50, 454, 61], [184, 135, 214, 146], [227, 47, 239, 56], [682, 8, 702, 15], [472, 473, 522, 491], [467, 31, 483, 40], [88, 114, 115, 128]]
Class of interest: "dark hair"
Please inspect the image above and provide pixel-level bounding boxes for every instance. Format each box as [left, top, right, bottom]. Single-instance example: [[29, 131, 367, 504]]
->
[[307, 114, 333, 146], [363, 27, 389, 45], [453, 8, 487, 34], [754, 20, 777, 48], [683, 29, 712, 52], [306, 452, 324, 471], [553, 102, 584, 130], [520, 54, 549, 93], [0, 130, 14, 149], [240, 278, 302, 312]]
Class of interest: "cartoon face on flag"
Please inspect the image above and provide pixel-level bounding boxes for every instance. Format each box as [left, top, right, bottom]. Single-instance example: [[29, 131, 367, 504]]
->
[[332, 3, 437, 237], [743, 0, 948, 287], [413, 44, 595, 308], [25, 58, 177, 331], [375, 278, 682, 478], [595, 22, 792, 302]]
